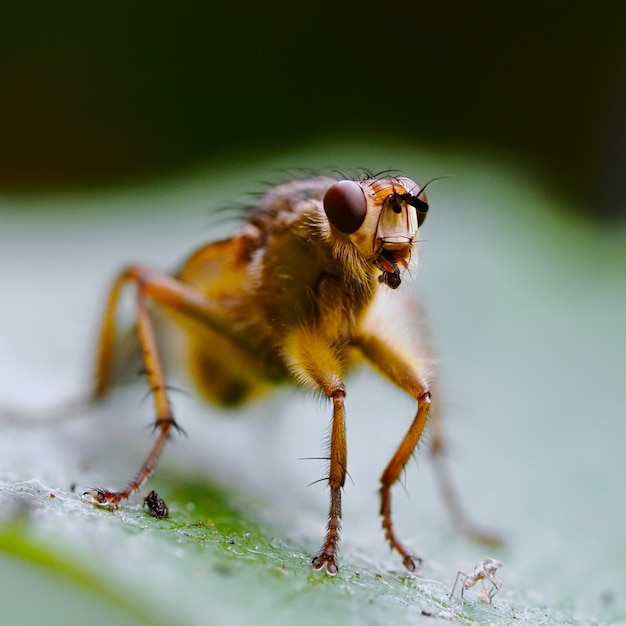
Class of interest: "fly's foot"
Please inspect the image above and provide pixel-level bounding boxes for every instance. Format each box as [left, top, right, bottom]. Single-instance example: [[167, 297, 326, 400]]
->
[[81, 488, 123, 510], [312, 549, 339, 576], [401, 553, 423, 573]]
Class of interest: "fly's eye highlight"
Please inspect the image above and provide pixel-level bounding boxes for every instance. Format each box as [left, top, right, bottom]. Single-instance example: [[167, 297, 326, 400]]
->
[[323, 181, 368, 234]]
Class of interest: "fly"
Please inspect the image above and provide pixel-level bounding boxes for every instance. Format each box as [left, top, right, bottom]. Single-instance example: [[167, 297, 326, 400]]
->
[[81, 171, 500, 574]]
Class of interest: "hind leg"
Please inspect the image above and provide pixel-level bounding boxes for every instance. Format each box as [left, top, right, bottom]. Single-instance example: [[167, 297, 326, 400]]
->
[[84, 265, 232, 508]]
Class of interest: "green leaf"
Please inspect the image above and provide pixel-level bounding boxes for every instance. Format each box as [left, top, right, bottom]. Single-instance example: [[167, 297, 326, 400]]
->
[[1, 141, 625, 625]]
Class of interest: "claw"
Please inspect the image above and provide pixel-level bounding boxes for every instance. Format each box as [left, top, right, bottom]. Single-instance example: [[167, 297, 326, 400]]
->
[[311, 552, 339, 576], [402, 554, 422, 573], [81, 488, 121, 510]]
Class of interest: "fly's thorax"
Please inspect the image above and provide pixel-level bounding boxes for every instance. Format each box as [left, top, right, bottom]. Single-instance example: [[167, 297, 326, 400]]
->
[[237, 179, 376, 338], [248, 176, 336, 235]]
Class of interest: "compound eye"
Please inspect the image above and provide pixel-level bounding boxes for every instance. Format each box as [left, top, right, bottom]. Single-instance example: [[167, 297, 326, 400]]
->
[[323, 180, 367, 234]]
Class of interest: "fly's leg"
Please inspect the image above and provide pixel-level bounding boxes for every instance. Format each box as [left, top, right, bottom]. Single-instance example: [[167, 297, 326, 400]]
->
[[357, 330, 501, 570], [356, 331, 431, 570], [311, 388, 347, 575], [84, 265, 223, 509], [283, 329, 348, 575], [92, 266, 229, 401], [380, 390, 430, 571]]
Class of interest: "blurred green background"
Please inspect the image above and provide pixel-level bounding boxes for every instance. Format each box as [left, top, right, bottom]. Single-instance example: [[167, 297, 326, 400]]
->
[[1, 2, 625, 219]]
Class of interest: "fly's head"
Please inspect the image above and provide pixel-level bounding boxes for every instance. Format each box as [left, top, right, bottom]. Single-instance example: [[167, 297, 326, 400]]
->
[[322, 175, 428, 289]]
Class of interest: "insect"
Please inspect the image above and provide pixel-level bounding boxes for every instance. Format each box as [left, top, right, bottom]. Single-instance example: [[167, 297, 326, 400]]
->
[[143, 490, 170, 519], [450, 558, 503, 602], [81, 172, 498, 574]]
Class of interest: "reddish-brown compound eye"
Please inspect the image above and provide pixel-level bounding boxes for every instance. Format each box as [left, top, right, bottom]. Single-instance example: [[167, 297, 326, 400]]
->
[[323, 180, 367, 234]]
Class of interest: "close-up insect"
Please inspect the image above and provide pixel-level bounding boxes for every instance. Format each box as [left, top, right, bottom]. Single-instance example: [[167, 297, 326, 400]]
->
[[450, 557, 503, 603], [81, 172, 497, 575]]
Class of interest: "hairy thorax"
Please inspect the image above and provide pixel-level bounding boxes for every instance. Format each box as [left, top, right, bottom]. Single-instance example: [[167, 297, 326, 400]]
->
[[243, 178, 379, 358]]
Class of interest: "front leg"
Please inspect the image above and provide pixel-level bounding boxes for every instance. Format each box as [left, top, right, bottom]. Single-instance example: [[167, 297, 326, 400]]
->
[[380, 393, 430, 571], [283, 328, 348, 575], [355, 331, 432, 571], [357, 323, 501, 570]]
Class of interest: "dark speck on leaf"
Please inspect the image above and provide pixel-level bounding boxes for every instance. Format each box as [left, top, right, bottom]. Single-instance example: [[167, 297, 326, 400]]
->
[[143, 490, 169, 518]]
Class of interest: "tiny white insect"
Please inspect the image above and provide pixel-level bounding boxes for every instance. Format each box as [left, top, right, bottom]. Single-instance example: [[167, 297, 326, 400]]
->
[[449, 557, 503, 603]]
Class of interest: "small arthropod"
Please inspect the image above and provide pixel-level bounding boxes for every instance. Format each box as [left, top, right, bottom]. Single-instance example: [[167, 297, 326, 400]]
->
[[81, 172, 497, 574], [143, 490, 169, 518], [450, 558, 503, 602]]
